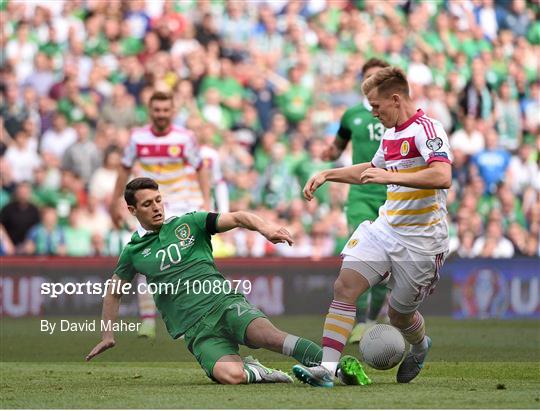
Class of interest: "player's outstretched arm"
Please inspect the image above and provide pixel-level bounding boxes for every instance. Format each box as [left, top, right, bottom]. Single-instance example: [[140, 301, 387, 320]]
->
[[196, 165, 211, 211], [110, 165, 132, 228], [303, 162, 373, 201], [360, 161, 451, 189], [85, 275, 128, 361], [216, 211, 294, 246]]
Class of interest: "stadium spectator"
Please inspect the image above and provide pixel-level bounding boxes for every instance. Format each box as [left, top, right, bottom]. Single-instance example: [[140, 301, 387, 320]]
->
[[4, 130, 41, 183], [0, 182, 41, 250], [61, 121, 101, 183], [24, 53, 56, 97], [64, 206, 93, 257], [494, 82, 522, 151], [88, 145, 121, 205], [99, 84, 139, 129], [40, 112, 77, 161], [5, 21, 37, 84], [472, 219, 515, 258], [471, 129, 511, 193], [0, 84, 29, 138], [450, 115, 485, 156], [0, 224, 15, 256], [77, 195, 112, 238], [23, 206, 66, 256]]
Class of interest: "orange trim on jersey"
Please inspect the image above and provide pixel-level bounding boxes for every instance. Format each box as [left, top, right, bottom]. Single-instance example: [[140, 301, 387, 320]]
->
[[388, 217, 443, 227], [153, 175, 187, 185], [386, 203, 439, 215], [140, 163, 184, 172], [387, 189, 436, 201], [396, 165, 428, 173]]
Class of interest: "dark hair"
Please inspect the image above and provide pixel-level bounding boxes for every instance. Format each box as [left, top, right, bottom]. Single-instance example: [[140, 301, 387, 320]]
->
[[124, 178, 159, 207], [361, 58, 390, 76], [149, 90, 173, 105]]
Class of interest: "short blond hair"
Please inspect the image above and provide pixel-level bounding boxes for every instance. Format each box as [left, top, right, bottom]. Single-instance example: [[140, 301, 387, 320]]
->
[[361, 66, 410, 98]]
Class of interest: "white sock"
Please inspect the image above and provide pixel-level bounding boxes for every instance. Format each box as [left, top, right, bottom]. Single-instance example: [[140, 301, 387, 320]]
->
[[411, 336, 429, 355], [282, 334, 299, 356]]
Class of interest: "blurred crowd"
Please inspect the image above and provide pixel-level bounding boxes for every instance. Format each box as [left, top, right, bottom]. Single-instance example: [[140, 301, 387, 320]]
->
[[0, 0, 538, 259]]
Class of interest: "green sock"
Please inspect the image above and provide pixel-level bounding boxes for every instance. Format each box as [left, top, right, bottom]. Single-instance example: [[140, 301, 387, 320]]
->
[[367, 284, 388, 321], [356, 292, 370, 323], [283, 335, 322, 367]]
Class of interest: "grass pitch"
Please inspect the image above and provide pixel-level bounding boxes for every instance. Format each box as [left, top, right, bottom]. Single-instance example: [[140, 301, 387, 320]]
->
[[1, 316, 539, 409]]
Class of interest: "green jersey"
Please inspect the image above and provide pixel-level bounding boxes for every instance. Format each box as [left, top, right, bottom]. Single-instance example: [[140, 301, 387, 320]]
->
[[114, 212, 232, 338], [337, 101, 387, 226]]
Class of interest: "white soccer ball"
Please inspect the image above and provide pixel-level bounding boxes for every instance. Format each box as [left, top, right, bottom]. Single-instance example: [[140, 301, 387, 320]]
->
[[359, 324, 406, 370]]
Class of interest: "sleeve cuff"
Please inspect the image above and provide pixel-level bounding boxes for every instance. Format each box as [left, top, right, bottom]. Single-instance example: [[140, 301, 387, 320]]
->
[[427, 157, 452, 165]]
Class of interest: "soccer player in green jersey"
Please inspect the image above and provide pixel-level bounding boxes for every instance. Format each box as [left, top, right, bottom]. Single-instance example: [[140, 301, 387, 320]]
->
[[86, 177, 369, 385], [323, 58, 391, 344]]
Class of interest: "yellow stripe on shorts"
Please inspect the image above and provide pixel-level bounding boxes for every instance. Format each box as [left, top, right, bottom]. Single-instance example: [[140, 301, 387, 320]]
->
[[386, 203, 439, 216]]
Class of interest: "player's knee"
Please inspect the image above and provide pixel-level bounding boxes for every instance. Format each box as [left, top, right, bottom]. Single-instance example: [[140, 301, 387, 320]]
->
[[333, 277, 347, 298], [333, 276, 358, 302], [214, 365, 245, 385], [388, 307, 409, 329]]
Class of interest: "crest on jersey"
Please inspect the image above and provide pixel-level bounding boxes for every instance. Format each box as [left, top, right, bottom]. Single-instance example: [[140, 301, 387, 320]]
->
[[426, 137, 443, 151], [175, 223, 195, 249], [353, 118, 362, 125], [168, 145, 182, 157], [141, 248, 152, 257], [400, 140, 410, 156], [347, 239, 359, 248], [175, 224, 190, 240]]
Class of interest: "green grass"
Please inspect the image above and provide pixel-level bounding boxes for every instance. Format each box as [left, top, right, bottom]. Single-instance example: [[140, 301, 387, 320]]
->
[[1, 316, 539, 409]]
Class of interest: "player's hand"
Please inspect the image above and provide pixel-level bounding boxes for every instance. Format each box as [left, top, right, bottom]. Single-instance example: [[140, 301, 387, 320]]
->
[[109, 200, 124, 229], [321, 145, 339, 162], [261, 225, 294, 246], [359, 168, 394, 185], [303, 172, 327, 201], [85, 338, 116, 361]]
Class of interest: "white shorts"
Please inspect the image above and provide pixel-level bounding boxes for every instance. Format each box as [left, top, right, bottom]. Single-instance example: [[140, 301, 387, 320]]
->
[[341, 221, 447, 314]]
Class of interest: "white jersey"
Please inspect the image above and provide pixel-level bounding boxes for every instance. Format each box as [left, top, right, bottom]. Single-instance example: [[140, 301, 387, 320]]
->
[[122, 125, 203, 215], [370, 109, 453, 255], [200, 144, 229, 213]]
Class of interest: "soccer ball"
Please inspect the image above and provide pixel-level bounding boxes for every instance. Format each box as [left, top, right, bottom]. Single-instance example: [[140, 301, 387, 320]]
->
[[359, 324, 406, 370]]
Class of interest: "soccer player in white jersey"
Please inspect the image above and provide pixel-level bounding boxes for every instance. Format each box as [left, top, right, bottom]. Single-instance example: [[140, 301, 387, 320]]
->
[[293, 67, 452, 387], [110, 91, 211, 338]]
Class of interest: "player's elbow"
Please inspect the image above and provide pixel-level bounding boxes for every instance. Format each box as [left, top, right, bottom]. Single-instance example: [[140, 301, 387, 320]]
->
[[440, 172, 452, 189], [437, 175, 452, 189]]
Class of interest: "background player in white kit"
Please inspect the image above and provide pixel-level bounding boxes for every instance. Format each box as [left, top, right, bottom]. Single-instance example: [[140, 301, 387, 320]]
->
[[110, 91, 211, 338], [293, 67, 452, 387]]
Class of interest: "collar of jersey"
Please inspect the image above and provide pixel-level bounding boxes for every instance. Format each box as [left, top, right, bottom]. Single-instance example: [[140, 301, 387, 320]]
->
[[137, 226, 155, 237], [137, 216, 176, 237], [395, 109, 424, 132]]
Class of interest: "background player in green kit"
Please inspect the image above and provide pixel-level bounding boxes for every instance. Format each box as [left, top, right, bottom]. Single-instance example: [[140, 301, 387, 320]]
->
[[322, 58, 390, 344], [86, 177, 370, 386]]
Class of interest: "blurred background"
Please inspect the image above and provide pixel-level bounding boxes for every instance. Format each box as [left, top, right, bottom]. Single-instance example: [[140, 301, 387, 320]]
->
[[0, 0, 538, 321]]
